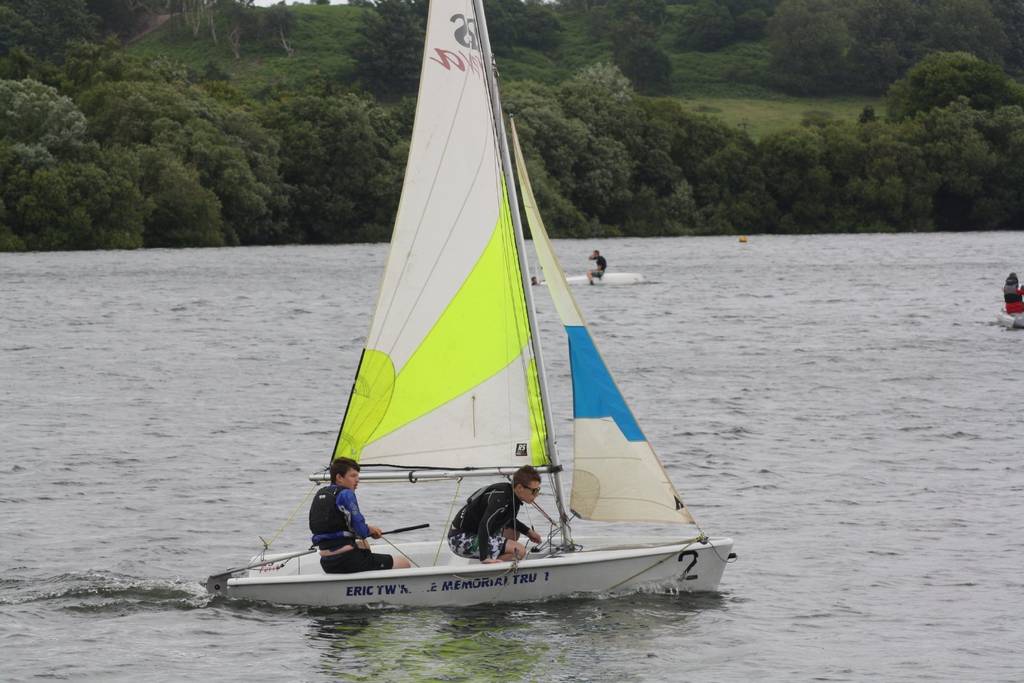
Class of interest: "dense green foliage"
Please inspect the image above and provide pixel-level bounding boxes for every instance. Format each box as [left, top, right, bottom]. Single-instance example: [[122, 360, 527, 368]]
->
[[260, 91, 402, 242], [887, 51, 1024, 120], [351, 0, 426, 98], [763, 0, 1024, 95], [0, 0, 98, 61], [0, 0, 1023, 250]]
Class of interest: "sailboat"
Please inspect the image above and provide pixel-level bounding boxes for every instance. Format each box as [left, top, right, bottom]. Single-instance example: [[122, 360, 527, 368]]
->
[[205, 0, 734, 608], [565, 272, 646, 285], [996, 311, 1024, 329]]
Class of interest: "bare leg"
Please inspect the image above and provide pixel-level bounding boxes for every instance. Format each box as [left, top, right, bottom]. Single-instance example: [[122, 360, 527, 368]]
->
[[496, 539, 527, 561]]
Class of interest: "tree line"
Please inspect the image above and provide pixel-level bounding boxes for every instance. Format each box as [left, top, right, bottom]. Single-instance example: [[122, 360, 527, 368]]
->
[[5, 0, 1024, 97], [2, 0, 1024, 250], [346, 0, 1024, 97], [2, 44, 1023, 251], [766, 0, 1024, 96]]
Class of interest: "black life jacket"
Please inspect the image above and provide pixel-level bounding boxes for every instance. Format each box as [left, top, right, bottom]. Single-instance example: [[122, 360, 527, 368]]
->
[[1005, 283, 1022, 305], [309, 485, 353, 538], [450, 482, 517, 535]]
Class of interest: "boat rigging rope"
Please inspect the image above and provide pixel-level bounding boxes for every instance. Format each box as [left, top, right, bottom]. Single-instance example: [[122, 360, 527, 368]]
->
[[527, 498, 576, 554], [605, 553, 678, 593], [433, 477, 464, 566], [603, 535, 704, 593], [378, 535, 419, 568], [452, 546, 524, 581], [530, 500, 557, 527], [704, 537, 739, 565], [258, 481, 320, 552]]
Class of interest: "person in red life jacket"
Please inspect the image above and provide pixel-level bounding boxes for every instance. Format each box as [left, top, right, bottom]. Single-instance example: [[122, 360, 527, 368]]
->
[[1004, 272, 1024, 314]]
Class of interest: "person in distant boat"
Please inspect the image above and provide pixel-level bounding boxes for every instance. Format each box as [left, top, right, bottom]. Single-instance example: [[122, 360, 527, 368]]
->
[[1004, 272, 1024, 314], [309, 457, 411, 574], [587, 249, 607, 285], [531, 275, 540, 286], [448, 465, 543, 564]]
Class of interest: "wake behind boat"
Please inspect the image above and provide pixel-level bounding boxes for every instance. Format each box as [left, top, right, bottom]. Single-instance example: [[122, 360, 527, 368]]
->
[[205, 0, 734, 608], [566, 272, 646, 285]]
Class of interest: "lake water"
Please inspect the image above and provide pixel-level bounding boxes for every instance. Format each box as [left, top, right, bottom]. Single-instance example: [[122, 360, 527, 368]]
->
[[2, 232, 1022, 681]]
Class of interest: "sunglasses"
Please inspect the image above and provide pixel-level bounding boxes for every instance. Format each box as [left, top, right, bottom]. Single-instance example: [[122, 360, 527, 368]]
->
[[525, 486, 541, 495]]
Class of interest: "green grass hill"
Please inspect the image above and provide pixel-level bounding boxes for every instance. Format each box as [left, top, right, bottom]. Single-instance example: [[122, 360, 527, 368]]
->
[[128, 4, 883, 140]]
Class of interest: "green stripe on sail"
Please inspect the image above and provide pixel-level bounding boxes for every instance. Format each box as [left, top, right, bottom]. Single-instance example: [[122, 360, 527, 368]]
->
[[334, 348, 395, 460], [526, 357, 548, 466], [335, 187, 549, 464]]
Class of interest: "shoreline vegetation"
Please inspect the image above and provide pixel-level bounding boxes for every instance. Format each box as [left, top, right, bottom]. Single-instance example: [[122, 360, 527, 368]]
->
[[1, 0, 1023, 251]]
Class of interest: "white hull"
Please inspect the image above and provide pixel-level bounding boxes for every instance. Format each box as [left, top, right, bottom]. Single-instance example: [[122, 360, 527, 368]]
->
[[565, 273, 645, 285], [209, 536, 733, 608], [997, 311, 1024, 328]]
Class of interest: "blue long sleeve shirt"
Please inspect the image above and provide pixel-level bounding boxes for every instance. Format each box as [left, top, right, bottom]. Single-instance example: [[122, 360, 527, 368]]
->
[[336, 487, 370, 538]]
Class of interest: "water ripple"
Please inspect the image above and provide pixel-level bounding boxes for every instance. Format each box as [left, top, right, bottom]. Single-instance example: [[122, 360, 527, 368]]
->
[[2, 235, 1023, 680]]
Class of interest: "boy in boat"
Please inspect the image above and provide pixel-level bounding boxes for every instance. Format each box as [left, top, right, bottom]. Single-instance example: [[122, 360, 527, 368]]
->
[[1004, 272, 1024, 314], [309, 457, 412, 574], [587, 249, 607, 284], [448, 465, 543, 564]]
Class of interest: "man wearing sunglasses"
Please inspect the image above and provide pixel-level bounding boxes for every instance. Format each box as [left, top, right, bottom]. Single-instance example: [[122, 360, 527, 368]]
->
[[447, 465, 544, 564]]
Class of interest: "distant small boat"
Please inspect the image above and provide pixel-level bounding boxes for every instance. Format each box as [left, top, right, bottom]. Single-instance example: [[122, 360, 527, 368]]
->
[[566, 273, 646, 285], [997, 311, 1024, 329]]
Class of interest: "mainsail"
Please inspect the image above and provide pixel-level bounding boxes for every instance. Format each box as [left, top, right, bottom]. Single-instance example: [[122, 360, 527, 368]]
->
[[333, 0, 547, 470], [510, 120, 694, 525]]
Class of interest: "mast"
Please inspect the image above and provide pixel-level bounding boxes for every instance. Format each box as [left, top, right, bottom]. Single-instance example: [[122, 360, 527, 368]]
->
[[471, 0, 572, 549]]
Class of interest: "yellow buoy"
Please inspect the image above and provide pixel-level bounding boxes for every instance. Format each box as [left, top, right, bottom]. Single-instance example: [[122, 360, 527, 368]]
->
[[738, 235, 748, 243]]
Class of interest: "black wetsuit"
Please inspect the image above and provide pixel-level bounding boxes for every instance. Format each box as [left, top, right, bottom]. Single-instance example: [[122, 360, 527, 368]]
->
[[595, 255, 607, 272], [449, 483, 530, 561]]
